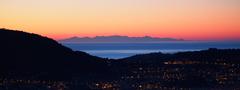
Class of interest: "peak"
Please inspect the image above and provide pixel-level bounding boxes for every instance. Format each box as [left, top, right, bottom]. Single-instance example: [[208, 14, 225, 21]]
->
[[0, 28, 24, 33], [95, 35, 128, 38], [143, 36, 152, 38], [70, 36, 80, 39]]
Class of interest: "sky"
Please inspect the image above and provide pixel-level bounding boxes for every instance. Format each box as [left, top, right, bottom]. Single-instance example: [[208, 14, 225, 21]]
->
[[0, 0, 240, 40]]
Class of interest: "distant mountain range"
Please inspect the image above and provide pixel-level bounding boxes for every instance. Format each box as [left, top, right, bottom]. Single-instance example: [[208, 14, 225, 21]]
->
[[59, 35, 184, 43]]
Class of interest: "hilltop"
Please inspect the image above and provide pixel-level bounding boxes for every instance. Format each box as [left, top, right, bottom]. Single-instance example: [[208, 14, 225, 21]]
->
[[0, 28, 112, 80]]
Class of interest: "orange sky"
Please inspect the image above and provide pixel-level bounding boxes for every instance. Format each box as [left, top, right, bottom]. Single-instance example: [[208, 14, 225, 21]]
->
[[0, 0, 240, 40]]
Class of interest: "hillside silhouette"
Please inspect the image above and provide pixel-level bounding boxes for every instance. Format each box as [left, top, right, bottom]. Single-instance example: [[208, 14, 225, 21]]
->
[[121, 48, 240, 63], [0, 28, 113, 81], [112, 48, 240, 89]]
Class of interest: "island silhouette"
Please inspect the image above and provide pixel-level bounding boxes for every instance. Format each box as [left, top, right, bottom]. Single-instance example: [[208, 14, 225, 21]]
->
[[59, 35, 184, 43]]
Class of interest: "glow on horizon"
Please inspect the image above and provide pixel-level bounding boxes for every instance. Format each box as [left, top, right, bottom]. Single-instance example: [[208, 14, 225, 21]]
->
[[0, 0, 240, 40]]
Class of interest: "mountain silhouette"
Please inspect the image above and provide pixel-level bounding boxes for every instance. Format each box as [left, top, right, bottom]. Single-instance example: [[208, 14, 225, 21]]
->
[[112, 48, 240, 88], [0, 28, 112, 80], [59, 35, 183, 43], [120, 48, 240, 63]]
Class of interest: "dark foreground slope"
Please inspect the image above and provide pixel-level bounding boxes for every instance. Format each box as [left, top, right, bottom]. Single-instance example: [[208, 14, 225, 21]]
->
[[121, 48, 240, 63], [113, 48, 240, 89], [0, 28, 113, 81]]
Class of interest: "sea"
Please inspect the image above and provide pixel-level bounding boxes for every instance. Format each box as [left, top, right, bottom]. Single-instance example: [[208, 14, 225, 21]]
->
[[61, 41, 240, 59]]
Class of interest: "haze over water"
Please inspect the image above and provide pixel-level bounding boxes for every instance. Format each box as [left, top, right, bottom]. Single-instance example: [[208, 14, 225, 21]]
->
[[62, 41, 240, 59]]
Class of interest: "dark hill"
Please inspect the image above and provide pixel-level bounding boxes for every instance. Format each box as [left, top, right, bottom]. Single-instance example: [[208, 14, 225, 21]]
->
[[120, 48, 240, 63], [0, 28, 111, 80]]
